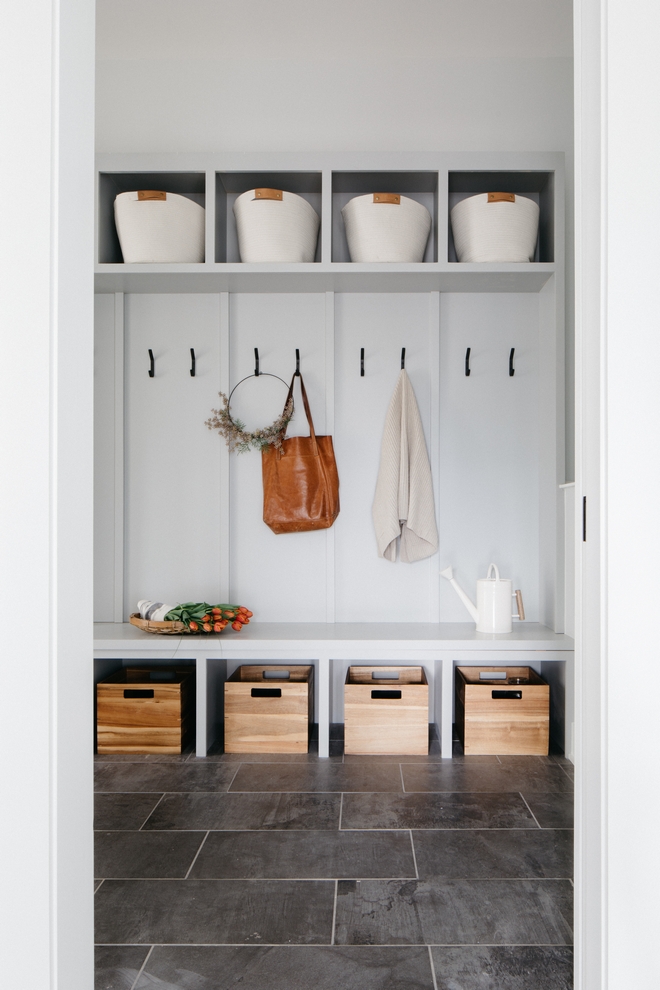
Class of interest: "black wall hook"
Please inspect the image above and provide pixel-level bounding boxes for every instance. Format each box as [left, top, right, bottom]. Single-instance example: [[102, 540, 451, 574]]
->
[[254, 347, 260, 376], [295, 348, 300, 376], [509, 347, 515, 377], [360, 348, 365, 377], [148, 349, 155, 378], [190, 348, 196, 377], [465, 347, 471, 377], [401, 348, 406, 370]]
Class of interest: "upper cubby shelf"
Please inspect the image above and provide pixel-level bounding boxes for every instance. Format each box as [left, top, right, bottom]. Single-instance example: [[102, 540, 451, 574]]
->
[[95, 153, 563, 294]]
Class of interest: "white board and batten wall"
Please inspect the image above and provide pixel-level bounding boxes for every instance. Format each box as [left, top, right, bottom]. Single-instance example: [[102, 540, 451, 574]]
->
[[93, 151, 571, 740]]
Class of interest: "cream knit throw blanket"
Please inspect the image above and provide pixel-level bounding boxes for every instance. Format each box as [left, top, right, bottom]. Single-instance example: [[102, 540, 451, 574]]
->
[[372, 369, 438, 563]]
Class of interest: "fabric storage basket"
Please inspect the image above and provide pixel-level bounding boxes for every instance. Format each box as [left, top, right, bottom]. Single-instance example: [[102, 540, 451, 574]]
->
[[450, 192, 540, 263], [114, 190, 205, 263], [341, 193, 432, 263], [233, 188, 320, 263]]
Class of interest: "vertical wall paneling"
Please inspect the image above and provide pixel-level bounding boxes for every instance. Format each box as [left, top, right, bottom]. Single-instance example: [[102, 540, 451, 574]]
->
[[94, 294, 118, 621], [228, 293, 328, 622], [124, 294, 223, 614], [334, 293, 437, 622], [325, 291, 336, 622], [539, 273, 565, 631], [113, 293, 125, 620], [438, 293, 541, 622], [428, 291, 441, 621], [219, 292, 230, 600]]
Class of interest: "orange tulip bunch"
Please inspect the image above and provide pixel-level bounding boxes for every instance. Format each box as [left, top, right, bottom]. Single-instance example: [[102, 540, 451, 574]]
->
[[164, 602, 253, 633]]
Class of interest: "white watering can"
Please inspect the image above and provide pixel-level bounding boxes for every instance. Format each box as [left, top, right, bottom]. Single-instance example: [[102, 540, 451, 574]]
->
[[441, 563, 525, 634]]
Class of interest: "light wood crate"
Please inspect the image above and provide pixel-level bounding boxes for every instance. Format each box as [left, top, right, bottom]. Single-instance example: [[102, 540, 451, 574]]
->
[[96, 667, 195, 754], [344, 666, 429, 755], [455, 666, 550, 755], [224, 665, 313, 754]]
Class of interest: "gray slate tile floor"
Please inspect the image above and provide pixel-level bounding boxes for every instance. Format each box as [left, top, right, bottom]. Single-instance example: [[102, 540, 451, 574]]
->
[[95, 739, 574, 990]]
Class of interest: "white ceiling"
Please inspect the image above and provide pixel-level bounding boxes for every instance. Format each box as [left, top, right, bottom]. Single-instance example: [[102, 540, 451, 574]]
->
[[96, 0, 573, 61]]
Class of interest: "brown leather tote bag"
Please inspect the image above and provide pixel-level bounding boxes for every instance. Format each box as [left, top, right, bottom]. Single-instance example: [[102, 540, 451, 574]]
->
[[262, 372, 340, 534]]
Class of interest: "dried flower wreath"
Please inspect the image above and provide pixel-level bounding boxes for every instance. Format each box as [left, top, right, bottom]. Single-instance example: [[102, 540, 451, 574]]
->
[[206, 389, 293, 454]]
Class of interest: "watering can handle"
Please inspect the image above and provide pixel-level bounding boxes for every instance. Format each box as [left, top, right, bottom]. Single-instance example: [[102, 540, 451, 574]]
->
[[486, 563, 500, 581]]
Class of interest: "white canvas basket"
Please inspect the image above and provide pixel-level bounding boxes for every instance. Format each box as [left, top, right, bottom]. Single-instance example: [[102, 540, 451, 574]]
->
[[341, 193, 432, 263], [450, 192, 540, 263], [114, 190, 205, 264], [233, 189, 320, 263]]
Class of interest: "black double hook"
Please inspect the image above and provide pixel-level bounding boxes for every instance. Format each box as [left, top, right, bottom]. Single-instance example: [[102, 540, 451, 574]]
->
[[465, 347, 471, 377], [254, 347, 260, 376], [295, 348, 301, 376], [190, 349, 196, 377], [401, 348, 406, 370], [509, 347, 515, 377], [148, 349, 155, 378]]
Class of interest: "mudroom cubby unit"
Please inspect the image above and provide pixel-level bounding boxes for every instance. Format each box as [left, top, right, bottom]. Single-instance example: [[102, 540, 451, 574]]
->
[[97, 170, 207, 265], [447, 169, 555, 263], [93, 151, 572, 760], [215, 171, 323, 263]]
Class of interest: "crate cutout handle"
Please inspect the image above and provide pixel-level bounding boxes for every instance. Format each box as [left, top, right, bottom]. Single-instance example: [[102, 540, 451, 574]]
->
[[251, 688, 282, 698], [373, 193, 400, 205], [488, 192, 515, 203], [263, 670, 290, 680], [372, 671, 399, 680], [492, 690, 522, 700], [480, 671, 507, 680], [254, 188, 283, 201], [138, 190, 167, 201], [124, 689, 154, 699], [371, 689, 402, 700]]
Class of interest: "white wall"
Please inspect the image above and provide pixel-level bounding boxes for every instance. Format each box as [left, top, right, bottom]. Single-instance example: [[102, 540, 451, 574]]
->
[[0, 0, 95, 987], [95, 0, 575, 475]]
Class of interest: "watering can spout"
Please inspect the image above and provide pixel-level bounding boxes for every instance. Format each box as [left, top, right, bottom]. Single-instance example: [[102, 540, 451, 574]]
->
[[441, 565, 479, 623]]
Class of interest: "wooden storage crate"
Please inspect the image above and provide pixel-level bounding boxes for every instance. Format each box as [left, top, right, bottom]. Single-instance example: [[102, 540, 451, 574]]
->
[[455, 666, 550, 755], [224, 665, 313, 754], [344, 666, 429, 755], [96, 667, 195, 754]]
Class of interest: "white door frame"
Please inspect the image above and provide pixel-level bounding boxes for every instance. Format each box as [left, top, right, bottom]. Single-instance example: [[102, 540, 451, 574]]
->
[[575, 2, 660, 988], [4, 1, 660, 987]]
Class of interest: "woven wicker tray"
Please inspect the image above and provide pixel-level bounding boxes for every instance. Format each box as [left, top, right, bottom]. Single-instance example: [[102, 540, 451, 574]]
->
[[129, 613, 188, 635]]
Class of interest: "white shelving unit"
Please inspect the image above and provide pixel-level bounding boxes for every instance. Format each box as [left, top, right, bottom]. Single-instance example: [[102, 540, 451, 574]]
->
[[93, 150, 572, 759]]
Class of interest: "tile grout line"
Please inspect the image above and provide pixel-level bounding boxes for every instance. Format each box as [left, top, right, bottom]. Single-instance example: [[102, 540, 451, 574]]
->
[[184, 831, 210, 879], [399, 764, 406, 792], [338, 792, 344, 830], [519, 793, 544, 829], [428, 944, 439, 990], [94, 879, 105, 894], [225, 764, 243, 791], [129, 944, 154, 990], [330, 879, 338, 945], [409, 829, 420, 880], [139, 793, 166, 830]]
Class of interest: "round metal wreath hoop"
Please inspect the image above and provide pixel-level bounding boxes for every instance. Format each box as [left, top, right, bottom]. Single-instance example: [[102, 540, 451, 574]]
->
[[206, 372, 294, 453]]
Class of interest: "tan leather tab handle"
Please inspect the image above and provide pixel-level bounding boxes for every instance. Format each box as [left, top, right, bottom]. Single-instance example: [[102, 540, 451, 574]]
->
[[137, 190, 167, 201], [254, 188, 283, 201], [373, 193, 400, 205], [515, 589, 525, 621], [488, 192, 515, 204]]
